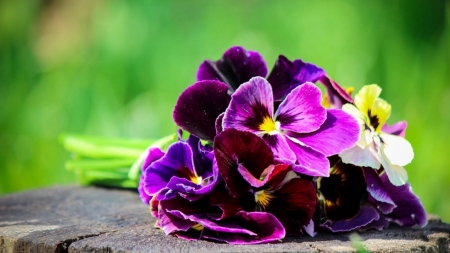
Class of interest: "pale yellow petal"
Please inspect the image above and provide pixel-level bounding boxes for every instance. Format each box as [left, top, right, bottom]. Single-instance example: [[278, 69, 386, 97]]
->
[[342, 103, 366, 126], [354, 84, 382, 118], [371, 98, 392, 132]]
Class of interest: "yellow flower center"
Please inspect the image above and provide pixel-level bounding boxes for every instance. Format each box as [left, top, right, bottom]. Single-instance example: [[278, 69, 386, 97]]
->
[[191, 224, 204, 231], [254, 190, 274, 209], [259, 117, 279, 135]]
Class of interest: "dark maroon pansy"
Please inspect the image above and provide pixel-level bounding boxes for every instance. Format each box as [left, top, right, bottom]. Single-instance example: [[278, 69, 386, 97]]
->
[[318, 158, 367, 221], [214, 128, 317, 235]]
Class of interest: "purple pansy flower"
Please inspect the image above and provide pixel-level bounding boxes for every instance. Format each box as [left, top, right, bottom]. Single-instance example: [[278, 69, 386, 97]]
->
[[213, 128, 317, 235], [318, 158, 426, 233], [140, 135, 217, 202], [174, 46, 326, 142], [222, 76, 359, 177], [152, 193, 286, 244]]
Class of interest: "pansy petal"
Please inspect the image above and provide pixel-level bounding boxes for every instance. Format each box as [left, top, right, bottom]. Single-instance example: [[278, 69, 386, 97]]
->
[[138, 175, 151, 204], [380, 157, 408, 187], [303, 219, 317, 237], [197, 46, 268, 92], [267, 55, 325, 101], [215, 112, 225, 135], [321, 206, 380, 232], [382, 121, 407, 137], [357, 215, 389, 231], [265, 178, 317, 234], [214, 128, 274, 197], [287, 138, 330, 177], [354, 84, 382, 116], [210, 182, 255, 219], [186, 134, 213, 179], [158, 209, 196, 235], [380, 133, 414, 166], [319, 161, 366, 221], [371, 98, 392, 132], [342, 103, 366, 126], [143, 142, 195, 196], [275, 82, 326, 133], [363, 167, 396, 213], [340, 142, 381, 169], [263, 134, 296, 163], [290, 109, 360, 156], [380, 173, 427, 227], [201, 211, 286, 244], [173, 80, 230, 142], [291, 59, 325, 84], [141, 147, 165, 173], [223, 77, 274, 134], [319, 76, 353, 108]]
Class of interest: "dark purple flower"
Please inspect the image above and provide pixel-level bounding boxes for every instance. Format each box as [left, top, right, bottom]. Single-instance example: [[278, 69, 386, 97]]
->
[[197, 46, 268, 94], [317, 158, 367, 221], [214, 128, 317, 235], [222, 77, 359, 177], [140, 135, 216, 201], [174, 47, 326, 142], [173, 80, 231, 142]]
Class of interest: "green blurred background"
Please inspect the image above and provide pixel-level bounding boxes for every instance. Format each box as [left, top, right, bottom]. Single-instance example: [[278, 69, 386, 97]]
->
[[1, 0, 449, 222]]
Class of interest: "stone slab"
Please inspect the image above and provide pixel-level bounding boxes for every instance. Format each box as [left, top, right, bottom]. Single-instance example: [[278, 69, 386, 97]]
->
[[0, 185, 448, 253]]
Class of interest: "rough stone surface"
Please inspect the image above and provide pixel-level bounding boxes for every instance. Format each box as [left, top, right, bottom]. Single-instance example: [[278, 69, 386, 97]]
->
[[0, 185, 448, 253]]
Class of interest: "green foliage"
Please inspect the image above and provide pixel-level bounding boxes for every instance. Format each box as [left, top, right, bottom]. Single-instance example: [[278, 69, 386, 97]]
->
[[1, 0, 449, 222]]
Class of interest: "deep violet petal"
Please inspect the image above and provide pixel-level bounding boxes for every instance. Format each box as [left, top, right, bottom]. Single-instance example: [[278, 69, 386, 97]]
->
[[197, 46, 268, 92], [380, 173, 427, 227], [321, 206, 380, 232], [363, 167, 396, 214], [143, 142, 195, 196], [173, 80, 231, 142], [267, 56, 325, 101]]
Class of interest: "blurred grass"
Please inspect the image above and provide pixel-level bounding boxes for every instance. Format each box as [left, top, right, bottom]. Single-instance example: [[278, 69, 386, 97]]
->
[[1, 0, 449, 222]]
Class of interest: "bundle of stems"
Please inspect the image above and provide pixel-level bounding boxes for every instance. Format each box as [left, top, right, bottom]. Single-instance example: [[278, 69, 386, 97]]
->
[[59, 133, 177, 188]]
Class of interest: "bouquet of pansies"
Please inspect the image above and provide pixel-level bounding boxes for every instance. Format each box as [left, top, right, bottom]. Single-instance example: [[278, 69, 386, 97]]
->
[[62, 46, 426, 244]]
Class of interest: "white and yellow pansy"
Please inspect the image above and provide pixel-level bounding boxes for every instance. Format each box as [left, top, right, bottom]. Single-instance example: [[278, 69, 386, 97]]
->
[[339, 84, 414, 186]]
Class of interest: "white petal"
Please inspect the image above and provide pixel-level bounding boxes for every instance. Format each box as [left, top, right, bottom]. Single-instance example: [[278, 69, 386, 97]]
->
[[380, 133, 414, 166], [339, 142, 381, 169], [380, 154, 408, 186]]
